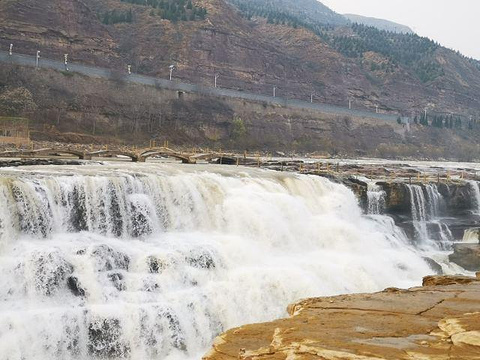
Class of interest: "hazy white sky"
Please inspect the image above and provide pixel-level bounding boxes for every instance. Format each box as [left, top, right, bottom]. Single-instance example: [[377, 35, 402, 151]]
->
[[321, 0, 480, 60]]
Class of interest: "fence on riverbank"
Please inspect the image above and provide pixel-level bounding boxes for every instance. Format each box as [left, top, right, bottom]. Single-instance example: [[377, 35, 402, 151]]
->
[[0, 117, 30, 146]]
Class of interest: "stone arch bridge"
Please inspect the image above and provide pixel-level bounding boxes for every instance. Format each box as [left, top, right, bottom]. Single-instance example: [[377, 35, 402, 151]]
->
[[0, 147, 240, 164]]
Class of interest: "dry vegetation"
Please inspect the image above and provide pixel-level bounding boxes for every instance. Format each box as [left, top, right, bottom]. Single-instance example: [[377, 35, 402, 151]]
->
[[1, 64, 480, 160]]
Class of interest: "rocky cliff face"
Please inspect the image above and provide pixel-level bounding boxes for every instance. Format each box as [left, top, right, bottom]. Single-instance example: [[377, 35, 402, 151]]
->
[[203, 275, 480, 359], [1, 0, 480, 117], [4, 63, 480, 160], [2, 0, 480, 155], [379, 182, 475, 217], [0, 0, 119, 66]]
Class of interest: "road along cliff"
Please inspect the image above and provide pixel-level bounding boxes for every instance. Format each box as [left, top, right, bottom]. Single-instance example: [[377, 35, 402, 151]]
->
[[203, 274, 480, 359]]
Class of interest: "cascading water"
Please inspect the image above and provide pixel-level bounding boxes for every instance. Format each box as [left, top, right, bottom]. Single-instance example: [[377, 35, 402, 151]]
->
[[406, 184, 451, 248], [462, 228, 480, 243], [424, 184, 444, 218], [407, 184, 429, 243], [367, 182, 386, 215], [467, 180, 480, 214], [0, 164, 436, 360]]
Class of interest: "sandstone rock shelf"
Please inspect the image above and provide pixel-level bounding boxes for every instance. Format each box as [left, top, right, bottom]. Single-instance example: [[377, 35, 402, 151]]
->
[[203, 275, 480, 359]]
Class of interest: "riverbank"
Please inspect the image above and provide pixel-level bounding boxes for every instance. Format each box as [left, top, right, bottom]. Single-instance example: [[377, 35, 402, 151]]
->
[[203, 274, 480, 359]]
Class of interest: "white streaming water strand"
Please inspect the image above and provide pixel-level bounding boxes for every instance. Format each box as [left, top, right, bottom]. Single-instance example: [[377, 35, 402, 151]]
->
[[0, 164, 436, 360], [467, 180, 480, 214], [462, 228, 480, 243], [406, 184, 452, 248], [425, 184, 452, 247], [424, 184, 444, 218], [367, 182, 386, 215], [407, 184, 429, 245]]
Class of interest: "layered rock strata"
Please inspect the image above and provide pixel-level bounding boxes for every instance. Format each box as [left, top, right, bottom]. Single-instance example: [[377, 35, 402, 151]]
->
[[203, 275, 480, 359]]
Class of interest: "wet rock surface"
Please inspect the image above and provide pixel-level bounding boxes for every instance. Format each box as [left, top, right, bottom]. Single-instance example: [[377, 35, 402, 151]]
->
[[450, 244, 480, 271], [33, 252, 74, 296], [326, 175, 480, 247], [67, 276, 86, 297], [88, 318, 130, 358], [379, 181, 411, 215], [422, 256, 443, 274], [90, 245, 130, 272], [203, 275, 480, 360]]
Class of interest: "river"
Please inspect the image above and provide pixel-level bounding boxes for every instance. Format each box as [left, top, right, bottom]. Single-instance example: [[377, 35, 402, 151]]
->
[[0, 162, 468, 359]]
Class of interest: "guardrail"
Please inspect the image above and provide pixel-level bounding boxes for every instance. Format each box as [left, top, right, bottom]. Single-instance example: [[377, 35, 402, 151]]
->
[[0, 50, 401, 122]]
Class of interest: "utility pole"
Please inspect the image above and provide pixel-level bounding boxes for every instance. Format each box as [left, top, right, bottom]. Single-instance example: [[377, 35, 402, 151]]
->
[[64, 54, 68, 71], [127, 65, 131, 75], [349, 99, 352, 110], [273, 86, 276, 98], [169, 64, 175, 81], [214, 74, 219, 88], [36, 50, 40, 69], [310, 93, 314, 103], [424, 108, 427, 120], [9, 44, 13, 56]]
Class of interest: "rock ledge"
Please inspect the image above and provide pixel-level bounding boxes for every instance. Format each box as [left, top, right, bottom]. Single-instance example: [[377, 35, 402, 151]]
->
[[203, 275, 480, 359]]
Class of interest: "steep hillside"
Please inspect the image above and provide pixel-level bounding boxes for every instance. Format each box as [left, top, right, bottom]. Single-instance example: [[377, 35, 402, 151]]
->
[[228, 0, 347, 26], [0, 0, 119, 66], [344, 14, 414, 34], [4, 63, 480, 161], [0, 0, 480, 124]]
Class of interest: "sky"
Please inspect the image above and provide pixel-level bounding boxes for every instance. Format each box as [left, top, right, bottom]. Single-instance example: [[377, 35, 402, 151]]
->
[[321, 0, 480, 60]]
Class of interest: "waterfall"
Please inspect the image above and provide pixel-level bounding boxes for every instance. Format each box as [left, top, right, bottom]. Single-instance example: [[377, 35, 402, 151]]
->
[[468, 180, 480, 214], [0, 164, 435, 360], [367, 183, 386, 215], [407, 184, 428, 222], [406, 184, 451, 247], [407, 184, 430, 246], [424, 184, 444, 218], [463, 228, 480, 243]]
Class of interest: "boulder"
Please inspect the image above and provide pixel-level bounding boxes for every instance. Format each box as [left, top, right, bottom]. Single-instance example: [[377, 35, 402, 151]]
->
[[185, 249, 217, 270], [146, 256, 169, 274], [33, 252, 74, 296], [67, 276, 86, 297], [91, 245, 130, 272], [108, 273, 126, 291], [88, 318, 130, 358], [449, 243, 480, 271]]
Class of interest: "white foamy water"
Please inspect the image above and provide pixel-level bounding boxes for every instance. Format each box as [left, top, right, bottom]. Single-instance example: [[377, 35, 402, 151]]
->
[[0, 163, 435, 360], [406, 184, 452, 248], [468, 180, 480, 214], [463, 228, 480, 243], [367, 182, 386, 215]]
